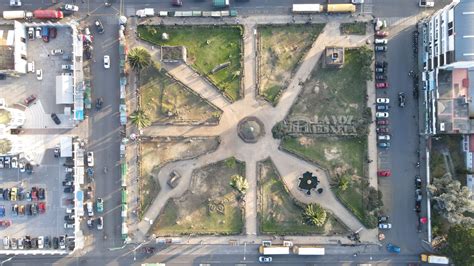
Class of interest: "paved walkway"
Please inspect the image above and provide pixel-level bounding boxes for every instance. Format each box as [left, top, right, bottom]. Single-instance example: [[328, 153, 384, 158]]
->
[[130, 16, 379, 244]]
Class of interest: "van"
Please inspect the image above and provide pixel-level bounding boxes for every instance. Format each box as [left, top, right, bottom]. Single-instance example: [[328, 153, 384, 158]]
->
[[378, 135, 391, 141], [27, 61, 35, 73]]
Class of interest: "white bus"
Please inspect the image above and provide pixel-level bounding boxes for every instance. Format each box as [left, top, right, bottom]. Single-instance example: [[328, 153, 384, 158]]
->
[[259, 245, 290, 255], [292, 4, 323, 13]]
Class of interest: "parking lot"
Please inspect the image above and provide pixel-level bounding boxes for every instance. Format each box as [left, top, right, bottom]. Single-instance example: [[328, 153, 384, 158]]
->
[[0, 25, 75, 129]]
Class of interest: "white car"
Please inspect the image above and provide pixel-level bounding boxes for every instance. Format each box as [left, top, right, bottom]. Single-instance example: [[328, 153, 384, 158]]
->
[[11, 157, 18, 168], [378, 135, 391, 141], [64, 4, 79, 11], [376, 112, 389, 118], [374, 39, 388, 44], [3, 237, 9, 249], [35, 27, 41, 39], [259, 256, 272, 263], [103, 55, 110, 69], [86, 201, 94, 217], [64, 223, 75, 229], [38, 236, 44, 249], [87, 151, 94, 167], [352, 0, 364, 3], [376, 98, 389, 104], [97, 216, 103, 230], [36, 69, 43, 80], [51, 49, 64, 55], [379, 223, 392, 229]]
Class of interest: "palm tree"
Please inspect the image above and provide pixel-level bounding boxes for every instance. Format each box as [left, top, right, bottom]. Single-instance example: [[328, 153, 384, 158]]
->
[[130, 109, 151, 129], [303, 203, 327, 227], [230, 174, 248, 194], [127, 47, 151, 72]]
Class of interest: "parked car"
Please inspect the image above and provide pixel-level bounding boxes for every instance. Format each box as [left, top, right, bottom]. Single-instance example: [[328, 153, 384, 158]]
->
[[376, 112, 389, 118], [11, 157, 18, 168], [51, 49, 64, 55], [38, 202, 46, 213], [386, 243, 401, 254], [375, 61, 388, 68], [4, 157, 10, 168], [38, 188, 45, 200], [375, 74, 387, 81], [94, 19, 104, 34], [87, 218, 94, 228], [398, 92, 406, 107], [61, 64, 74, 71], [64, 186, 74, 193], [59, 236, 66, 249], [51, 113, 61, 125], [0, 206, 5, 217], [377, 170, 391, 177], [38, 236, 44, 249], [376, 104, 389, 111], [376, 82, 389, 89], [415, 189, 422, 201], [376, 118, 389, 125], [415, 175, 422, 189], [86, 201, 94, 217], [375, 31, 389, 37], [3, 237, 9, 249], [96, 198, 104, 213], [53, 237, 59, 249], [378, 215, 389, 223], [97, 216, 103, 230], [0, 157, 3, 168], [172, 0, 183, 6], [35, 27, 41, 39], [375, 67, 385, 73], [3, 189, 9, 200], [378, 134, 391, 141], [375, 45, 387, 52], [376, 127, 389, 134], [103, 55, 110, 69], [44, 236, 50, 249], [36, 69, 43, 80], [10, 188, 17, 201], [64, 4, 79, 11], [87, 152, 94, 167], [96, 97, 103, 110], [11, 238, 17, 249], [64, 223, 75, 229], [378, 141, 391, 149], [374, 38, 388, 44], [25, 203, 32, 215], [49, 27, 57, 38], [24, 94, 37, 105], [379, 223, 392, 229], [376, 98, 389, 104], [28, 27, 34, 40]]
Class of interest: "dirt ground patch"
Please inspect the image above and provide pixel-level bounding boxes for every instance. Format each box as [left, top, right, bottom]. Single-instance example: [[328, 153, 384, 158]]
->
[[139, 137, 220, 218], [430, 135, 466, 185], [258, 158, 349, 235], [140, 63, 222, 125], [340, 22, 367, 35], [151, 157, 245, 235], [258, 24, 324, 104]]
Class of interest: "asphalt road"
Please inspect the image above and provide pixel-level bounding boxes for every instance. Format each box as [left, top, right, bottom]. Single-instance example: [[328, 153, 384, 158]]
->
[[85, 4, 123, 249], [376, 23, 427, 253]]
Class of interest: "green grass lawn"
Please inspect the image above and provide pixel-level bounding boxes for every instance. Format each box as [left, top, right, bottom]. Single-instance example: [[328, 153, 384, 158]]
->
[[152, 158, 245, 235], [431, 135, 467, 185], [258, 24, 325, 104], [140, 63, 222, 124], [138, 25, 243, 101], [259, 159, 348, 235], [281, 136, 366, 177], [340, 22, 367, 35]]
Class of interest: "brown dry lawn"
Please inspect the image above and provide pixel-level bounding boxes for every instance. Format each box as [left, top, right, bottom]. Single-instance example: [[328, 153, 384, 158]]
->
[[152, 157, 245, 235]]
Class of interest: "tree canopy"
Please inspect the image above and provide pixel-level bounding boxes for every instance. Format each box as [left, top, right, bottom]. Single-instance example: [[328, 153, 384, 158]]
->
[[128, 47, 152, 72], [303, 203, 327, 227], [444, 224, 474, 266]]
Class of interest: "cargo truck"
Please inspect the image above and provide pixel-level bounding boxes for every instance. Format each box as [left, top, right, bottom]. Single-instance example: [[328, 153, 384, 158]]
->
[[420, 254, 449, 264], [2, 10, 32, 20], [259, 245, 290, 255], [326, 4, 356, 13], [292, 246, 325, 255], [292, 4, 323, 13], [135, 8, 154, 18], [33, 9, 64, 19], [213, 0, 230, 8]]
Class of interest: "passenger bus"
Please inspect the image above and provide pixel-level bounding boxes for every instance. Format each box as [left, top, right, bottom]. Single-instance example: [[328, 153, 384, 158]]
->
[[293, 246, 325, 255], [259, 245, 290, 255]]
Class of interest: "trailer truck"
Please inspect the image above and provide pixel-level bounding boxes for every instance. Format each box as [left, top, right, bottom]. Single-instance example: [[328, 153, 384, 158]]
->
[[33, 9, 64, 19], [2, 10, 32, 20], [420, 254, 449, 264], [292, 4, 323, 13], [213, 0, 230, 8]]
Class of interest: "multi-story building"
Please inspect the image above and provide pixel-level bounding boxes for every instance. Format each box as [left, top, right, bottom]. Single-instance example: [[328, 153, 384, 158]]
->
[[422, 0, 474, 135]]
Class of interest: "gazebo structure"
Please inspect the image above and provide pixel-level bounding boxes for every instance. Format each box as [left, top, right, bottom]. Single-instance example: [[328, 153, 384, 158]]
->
[[298, 171, 319, 195]]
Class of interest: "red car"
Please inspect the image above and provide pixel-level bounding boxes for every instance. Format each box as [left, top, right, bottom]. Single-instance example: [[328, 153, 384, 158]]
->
[[24, 94, 37, 105], [376, 31, 389, 37], [377, 119, 389, 125], [376, 82, 389, 89], [378, 170, 391, 177], [0, 220, 12, 227], [377, 127, 389, 134], [38, 202, 46, 214]]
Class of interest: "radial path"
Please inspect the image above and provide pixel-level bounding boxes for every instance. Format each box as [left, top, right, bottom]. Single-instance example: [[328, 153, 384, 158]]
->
[[134, 22, 376, 242]]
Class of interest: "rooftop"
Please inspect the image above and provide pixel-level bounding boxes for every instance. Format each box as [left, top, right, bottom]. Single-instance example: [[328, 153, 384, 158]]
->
[[454, 0, 474, 62], [0, 25, 15, 70]]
